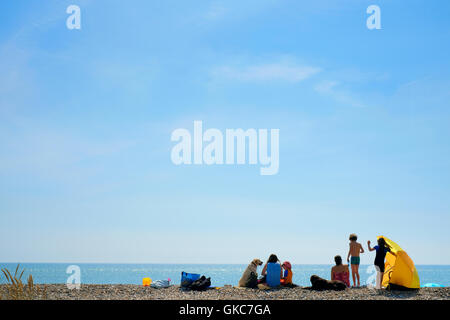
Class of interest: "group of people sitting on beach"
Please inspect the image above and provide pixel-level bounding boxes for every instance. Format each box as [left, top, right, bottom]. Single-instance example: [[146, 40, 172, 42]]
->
[[238, 254, 293, 289], [239, 234, 395, 290]]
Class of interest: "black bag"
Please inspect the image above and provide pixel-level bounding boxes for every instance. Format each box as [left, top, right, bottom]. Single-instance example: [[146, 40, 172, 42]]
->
[[245, 272, 258, 288], [189, 276, 211, 291]]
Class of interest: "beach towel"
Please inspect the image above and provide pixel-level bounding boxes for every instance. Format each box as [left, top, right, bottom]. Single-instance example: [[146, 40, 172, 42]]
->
[[257, 283, 271, 290], [150, 280, 170, 288]]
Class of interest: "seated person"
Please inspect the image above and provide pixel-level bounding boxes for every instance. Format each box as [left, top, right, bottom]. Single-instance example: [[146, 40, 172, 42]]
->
[[331, 255, 350, 287], [280, 261, 293, 285], [260, 254, 282, 287]]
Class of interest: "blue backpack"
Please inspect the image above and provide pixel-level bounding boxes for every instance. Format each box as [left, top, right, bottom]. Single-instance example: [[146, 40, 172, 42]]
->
[[181, 272, 200, 288]]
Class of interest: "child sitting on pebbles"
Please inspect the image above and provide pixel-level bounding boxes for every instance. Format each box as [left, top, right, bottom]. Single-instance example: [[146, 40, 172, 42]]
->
[[280, 261, 293, 286]]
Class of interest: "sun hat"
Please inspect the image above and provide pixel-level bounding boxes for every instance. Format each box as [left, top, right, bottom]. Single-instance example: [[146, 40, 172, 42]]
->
[[282, 261, 292, 269]]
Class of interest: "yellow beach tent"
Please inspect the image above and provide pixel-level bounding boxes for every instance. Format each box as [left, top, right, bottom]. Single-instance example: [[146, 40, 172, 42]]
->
[[378, 236, 420, 289]]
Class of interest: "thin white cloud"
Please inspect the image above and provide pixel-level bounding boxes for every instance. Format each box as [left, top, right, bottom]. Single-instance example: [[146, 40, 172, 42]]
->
[[314, 80, 367, 108], [0, 122, 136, 177], [199, 0, 278, 23], [212, 61, 321, 83], [205, 2, 228, 20], [314, 80, 339, 93], [0, 44, 36, 112]]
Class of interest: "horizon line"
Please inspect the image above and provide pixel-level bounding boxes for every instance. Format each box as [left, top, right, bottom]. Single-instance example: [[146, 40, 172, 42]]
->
[[2, 262, 450, 266]]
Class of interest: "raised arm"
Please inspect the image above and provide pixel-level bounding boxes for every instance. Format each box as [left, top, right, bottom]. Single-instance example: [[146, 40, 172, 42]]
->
[[367, 240, 375, 251]]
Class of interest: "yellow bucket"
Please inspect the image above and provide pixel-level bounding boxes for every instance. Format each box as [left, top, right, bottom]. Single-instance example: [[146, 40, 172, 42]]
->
[[142, 277, 152, 287]]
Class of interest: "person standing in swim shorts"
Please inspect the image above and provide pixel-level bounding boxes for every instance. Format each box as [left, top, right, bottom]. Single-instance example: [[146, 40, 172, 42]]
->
[[347, 233, 364, 287]]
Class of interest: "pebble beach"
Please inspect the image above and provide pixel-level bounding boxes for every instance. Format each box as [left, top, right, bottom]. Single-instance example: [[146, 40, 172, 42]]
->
[[2, 284, 448, 300]]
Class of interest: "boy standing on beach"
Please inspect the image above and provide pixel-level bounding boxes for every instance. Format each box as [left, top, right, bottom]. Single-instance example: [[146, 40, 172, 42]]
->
[[347, 233, 364, 287]]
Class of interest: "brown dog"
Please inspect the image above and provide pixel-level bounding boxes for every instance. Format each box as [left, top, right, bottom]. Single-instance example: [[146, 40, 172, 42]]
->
[[238, 259, 263, 287], [309, 275, 347, 291]]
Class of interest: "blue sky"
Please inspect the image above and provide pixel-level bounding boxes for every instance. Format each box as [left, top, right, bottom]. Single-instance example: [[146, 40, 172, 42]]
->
[[0, 0, 449, 264]]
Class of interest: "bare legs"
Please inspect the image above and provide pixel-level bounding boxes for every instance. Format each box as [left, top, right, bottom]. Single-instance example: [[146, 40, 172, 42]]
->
[[376, 271, 382, 289], [375, 265, 384, 289], [351, 264, 360, 287], [356, 265, 360, 287]]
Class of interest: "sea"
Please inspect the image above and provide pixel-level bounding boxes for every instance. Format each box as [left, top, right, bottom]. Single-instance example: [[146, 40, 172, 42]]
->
[[0, 263, 448, 287]]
